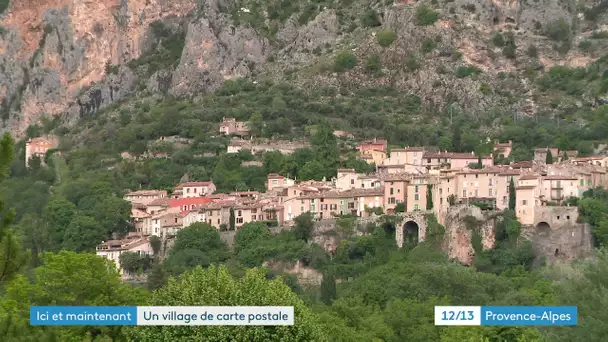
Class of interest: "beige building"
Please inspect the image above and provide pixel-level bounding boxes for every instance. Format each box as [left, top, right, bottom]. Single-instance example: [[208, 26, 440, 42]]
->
[[124, 190, 168, 205], [96, 233, 152, 277], [177, 181, 216, 198], [422, 152, 493, 170], [493, 141, 513, 159], [360, 149, 387, 165], [335, 169, 381, 191], [378, 147, 426, 173], [25, 135, 60, 167], [219, 117, 249, 136], [534, 148, 560, 163], [267, 173, 296, 192]]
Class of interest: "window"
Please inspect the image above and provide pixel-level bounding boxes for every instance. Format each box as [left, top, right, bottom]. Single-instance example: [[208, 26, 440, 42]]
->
[[351, 179, 355, 185], [475, 174, 478, 178], [300, 206, 304, 212], [272, 179, 278, 185], [414, 194, 420, 201], [361, 183, 365, 188], [503, 196, 507, 204], [348, 202, 355, 209], [463, 190, 467, 198], [427, 158, 431, 163], [330, 204, 337, 210], [321, 204, 328, 210], [439, 188, 443, 195], [236, 217, 244, 224], [301, 199, 304, 204], [174, 218, 178, 223], [488, 189, 493, 196], [217, 219, 220, 224], [238, 210, 242, 217], [186, 188, 191, 193], [522, 200, 527, 205], [415, 185, 419, 193], [251, 208, 257, 214], [397, 189, 400, 193], [194, 188, 197, 193], [389, 197, 396, 204], [252, 215, 257, 220], [390, 188, 394, 195], [440, 198, 443, 205], [320, 198, 324, 203], [580, 179, 584, 186], [489, 179, 494, 186], [414, 204, 420, 211]]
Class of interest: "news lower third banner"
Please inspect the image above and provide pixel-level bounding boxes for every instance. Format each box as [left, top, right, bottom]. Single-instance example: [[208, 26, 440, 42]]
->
[[30, 306, 294, 326], [434, 306, 577, 326]]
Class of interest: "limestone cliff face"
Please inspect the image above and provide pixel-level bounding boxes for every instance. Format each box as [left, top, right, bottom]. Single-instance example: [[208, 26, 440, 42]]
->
[[0, 0, 195, 138], [442, 205, 496, 265]]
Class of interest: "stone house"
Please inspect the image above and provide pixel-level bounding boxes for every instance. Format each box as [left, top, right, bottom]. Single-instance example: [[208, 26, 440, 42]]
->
[[493, 140, 513, 158], [219, 117, 249, 136], [534, 148, 560, 163], [176, 181, 216, 198], [96, 233, 152, 277], [25, 135, 59, 167], [124, 190, 167, 205]]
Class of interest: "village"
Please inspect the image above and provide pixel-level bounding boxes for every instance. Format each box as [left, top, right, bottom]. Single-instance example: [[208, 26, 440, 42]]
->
[[23, 118, 608, 275]]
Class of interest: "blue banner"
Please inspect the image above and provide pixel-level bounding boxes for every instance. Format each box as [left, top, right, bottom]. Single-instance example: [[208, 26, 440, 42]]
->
[[481, 306, 577, 326], [30, 306, 137, 326]]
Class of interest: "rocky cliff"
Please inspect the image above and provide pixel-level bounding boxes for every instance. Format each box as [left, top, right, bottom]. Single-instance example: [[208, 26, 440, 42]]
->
[[1, 0, 607, 137]]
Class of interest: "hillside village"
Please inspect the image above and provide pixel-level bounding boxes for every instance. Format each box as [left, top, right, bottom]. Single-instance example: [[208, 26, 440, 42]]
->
[[59, 117, 608, 276]]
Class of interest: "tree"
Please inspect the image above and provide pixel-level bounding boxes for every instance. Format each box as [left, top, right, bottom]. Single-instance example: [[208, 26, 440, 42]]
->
[[562, 151, 569, 161], [123, 265, 327, 341], [61, 214, 105, 252], [150, 235, 162, 257], [0, 133, 28, 285], [546, 150, 554, 164], [147, 262, 167, 291], [509, 177, 516, 210], [234, 222, 272, 267], [447, 194, 457, 206], [320, 271, 337, 305], [293, 212, 314, 242], [16, 214, 50, 268], [229, 207, 236, 231], [426, 185, 434, 210], [42, 196, 78, 248], [163, 223, 230, 275], [249, 112, 264, 137]]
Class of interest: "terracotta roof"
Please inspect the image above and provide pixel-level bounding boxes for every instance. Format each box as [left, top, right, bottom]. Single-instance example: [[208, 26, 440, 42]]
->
[[516, 185, 536, 189], [337, 168, 356, 173], [267, 173, 284, 179], [405, 147, 425, 151], [510, 161, 533, 168], [519, 174, 539, 180], [422, 151, 488, 159], [456, 166, 506, 175], [148, 198, 170, 206], [96, 235, 148, 251]]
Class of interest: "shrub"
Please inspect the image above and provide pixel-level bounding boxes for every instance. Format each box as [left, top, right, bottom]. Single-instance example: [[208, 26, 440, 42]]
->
[[334, 51, 357, 72], [455, 65, 481, 78], [361, 9, 381, 27], [377, 30, 397, 47], [415, 5, 439, 26], [421, 38, 437, 53], [0, 0, 9, 15], [405, 53, 421, 71], [492, 32, 505, 47], [365, 55, 381, 74], [545, 18, 571, 42], [579, 40, 593, 53], [527, 44, 538, 58], [503, 40, 516, 59]]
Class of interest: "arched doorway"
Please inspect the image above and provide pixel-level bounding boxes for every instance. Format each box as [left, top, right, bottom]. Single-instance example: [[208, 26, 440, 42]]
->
[[536, 222, 551, 235], [403, 221, 420, 245]]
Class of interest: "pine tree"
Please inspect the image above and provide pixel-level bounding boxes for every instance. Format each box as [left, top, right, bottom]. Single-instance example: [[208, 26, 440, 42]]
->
[[508, 177, 516, 210], [320, 271, 337, 305], [563, 151, 569, 161], [0, 133, 28, 285], [147, 262, 167, 291], [229, 208, 236, 231], [426, 185, 434, 210], [546, 150, 553, 164]]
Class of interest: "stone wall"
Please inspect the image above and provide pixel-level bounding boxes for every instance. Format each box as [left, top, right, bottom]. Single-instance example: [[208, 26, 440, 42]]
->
[[523, 206, 593, 265]]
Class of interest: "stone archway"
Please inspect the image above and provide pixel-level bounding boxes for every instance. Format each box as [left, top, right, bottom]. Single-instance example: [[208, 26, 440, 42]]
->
[[403, 221, 420, 246], [536, 221, 551, 236], [396, 211, 428, 248]]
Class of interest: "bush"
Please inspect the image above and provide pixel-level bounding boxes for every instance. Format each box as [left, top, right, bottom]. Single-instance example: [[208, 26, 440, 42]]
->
[[377, 30, 397, 47], [527, 44, 538, 58], [421, 38, 437, 53], [365, 54, 382, 74], [415, 5, 439, 26], [492, 32, 505, 47], [334, 51, 357, 72], [455, 65, 481, 78], [545, 18, 571, 42], [579, 40, 593, 53], [361, 9, 381, 27], [503, 40, 516, 59], [0, 0, 9, 15], [405, 53, 421, 71]]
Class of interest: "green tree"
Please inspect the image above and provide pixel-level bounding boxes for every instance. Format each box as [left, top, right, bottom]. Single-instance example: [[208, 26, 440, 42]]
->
[[293, 212, 314, 242], [147, 262, 167, 291], [61, 214, 105, 252], [16, 214, 50, 268], [229, 207, 236, 231], [415, 5, 439, 26], [509, 177, 516, 210], [163, 223, 230, 275], [123, 265, 327, 341], [0, 133, 28, 285], [562, 151, 569, 161], [320, 271, 337, 305], [234, 222, 272, 267], [377, 30, 397, 47], [0, 251, 148, 341], [150, 235, 162, 256], [333, 52, 357, 72], [546, 150, 553, 164], [249, 112, 264, 137], [426, 185, 434, 210]]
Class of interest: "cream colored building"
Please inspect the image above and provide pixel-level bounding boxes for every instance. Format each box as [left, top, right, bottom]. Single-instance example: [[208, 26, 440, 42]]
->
[[96, 233, 152, 277], [124, 190, 167, 205]]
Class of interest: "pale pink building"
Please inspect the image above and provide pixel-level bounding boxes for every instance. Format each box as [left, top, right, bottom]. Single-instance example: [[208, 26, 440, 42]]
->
[[25, 135, 59, 167]]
